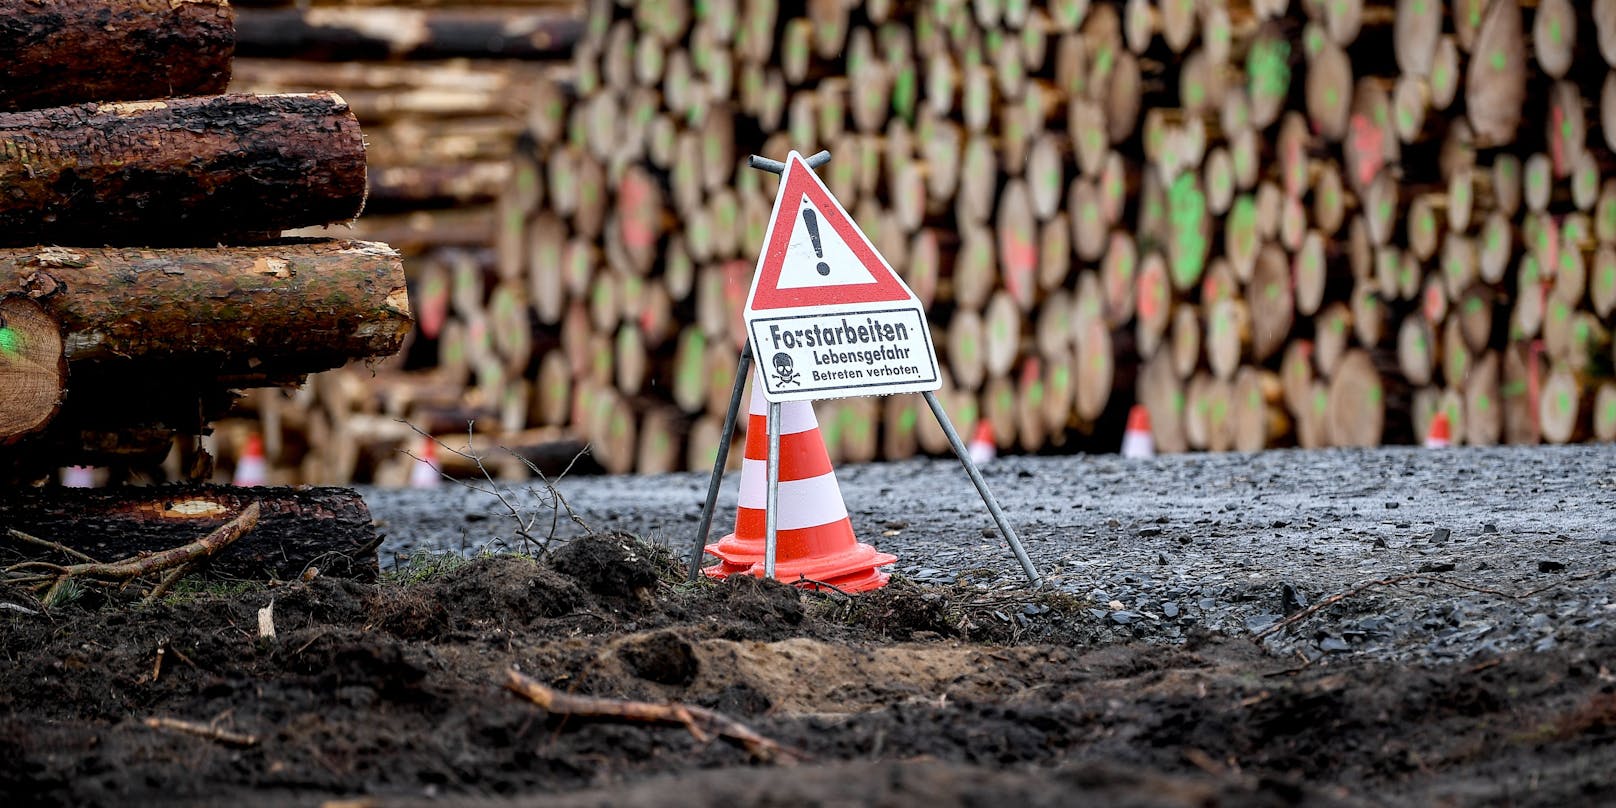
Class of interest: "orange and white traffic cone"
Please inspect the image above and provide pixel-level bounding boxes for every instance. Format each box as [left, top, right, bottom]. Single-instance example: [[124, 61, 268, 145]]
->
[[61, 466, 96, 488], [233, 434, 268, 486], [410, 436, 443, 488], [1121, 404, 1154, 458], [1424, 410, 1452, 448], [703, 373, 896, 592], [967, 420, 996, 465]]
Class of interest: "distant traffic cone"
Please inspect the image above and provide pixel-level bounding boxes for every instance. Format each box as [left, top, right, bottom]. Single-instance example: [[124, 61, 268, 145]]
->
[[703, 373, 896, 592], [1121, 404, 1154, 458], [967, 420, 996, 465], [410, 436, 442, 488], [233, 434, 268, 486], [61, 466, 96, 488], [1424, 411, 1451, 448]]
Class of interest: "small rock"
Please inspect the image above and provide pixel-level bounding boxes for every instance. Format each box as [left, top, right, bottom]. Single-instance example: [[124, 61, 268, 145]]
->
[[1088, 608, 1109, 620], [1139, 527, 1163, 537], [1430, 528, 1451, 544], [1157, 553, 1169, 565], [1538, 560, 1567, 573], [1384, 501, 1399, 509], [1178, 535, 1193, 545], [982, 527, 998, 538], [1482, 523, 1498, 533], [1162, 602, 1180, 618], [1244, 613, 1283, 632], [1108, 600, 1125, 610], [1476, 561, 1489, 571], [1373, 538, 1389, 549], [1272, 520, 1288, 528], [1418, 561, 1456, 573], [1022, 603, 1049, 616], [1281, 583, 1308, 614], [1197, 597, 1216, 610], [884, 520, 909, 531], [1111, 611, 1136, 625], [1319, 636, 1351, 653]]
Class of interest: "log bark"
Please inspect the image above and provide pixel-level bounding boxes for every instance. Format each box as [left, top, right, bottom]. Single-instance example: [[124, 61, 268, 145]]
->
[[0, 486, 380, 582], [0, 94, 366, 244], [234, 8, 585, 61], [0, 240, 411, 375], [0, 0, 235, 112]]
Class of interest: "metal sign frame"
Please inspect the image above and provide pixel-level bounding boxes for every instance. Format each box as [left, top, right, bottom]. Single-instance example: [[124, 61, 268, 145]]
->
[[687, 150, 1043, 588]]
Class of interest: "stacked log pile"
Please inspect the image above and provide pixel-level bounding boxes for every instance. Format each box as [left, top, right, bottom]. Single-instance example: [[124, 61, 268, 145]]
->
[[230, 0, 1616, 481], [214, 0, 589, 483], [0, 0, 410, 484]]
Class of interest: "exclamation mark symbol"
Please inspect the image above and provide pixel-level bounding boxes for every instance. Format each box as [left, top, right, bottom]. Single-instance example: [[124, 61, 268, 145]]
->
[[802, 207, 830, 275]]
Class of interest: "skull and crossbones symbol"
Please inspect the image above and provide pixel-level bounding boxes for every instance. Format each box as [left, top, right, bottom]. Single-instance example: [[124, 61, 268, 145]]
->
[[771, 352, 800, 387]]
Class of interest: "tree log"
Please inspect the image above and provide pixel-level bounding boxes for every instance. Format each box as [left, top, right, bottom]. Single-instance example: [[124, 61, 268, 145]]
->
[[235, 8, 585, 61], [0, 486, 379, 582], [0, 0, 234, 112], [0, 295, 66, 445], [1, 240, 411, 375], [0, 93, 366, 244]]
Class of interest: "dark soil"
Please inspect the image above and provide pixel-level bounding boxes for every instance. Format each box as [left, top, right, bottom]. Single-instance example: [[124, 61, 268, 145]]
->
[[2, 534, 1614, 806]]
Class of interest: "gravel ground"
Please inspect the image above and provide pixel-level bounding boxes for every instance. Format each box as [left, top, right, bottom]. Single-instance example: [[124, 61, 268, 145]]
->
[[365, 444, 1616, 663]]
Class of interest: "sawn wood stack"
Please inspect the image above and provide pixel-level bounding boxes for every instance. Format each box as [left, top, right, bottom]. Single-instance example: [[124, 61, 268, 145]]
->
[[225, 0, 1616, 481], [0, 0, 412, 484]]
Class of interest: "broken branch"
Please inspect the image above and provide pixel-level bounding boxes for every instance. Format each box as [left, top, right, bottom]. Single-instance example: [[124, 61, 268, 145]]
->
[[503, 668, 803, 764], [142, 716, 259, 748], [8, 503, 261, 603]]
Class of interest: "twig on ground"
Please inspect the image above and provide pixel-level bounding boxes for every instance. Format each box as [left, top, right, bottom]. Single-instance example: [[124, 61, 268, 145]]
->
[[4, 529, 99, 563], [143, 716, 259, 747], [1255, 565, 1616, 641], [1254, 574, 1420, 640], [0, 602, 41, 616], [504, 669, 804, 764], [795, 577, 854, 598], [142, 561, 200, 605]]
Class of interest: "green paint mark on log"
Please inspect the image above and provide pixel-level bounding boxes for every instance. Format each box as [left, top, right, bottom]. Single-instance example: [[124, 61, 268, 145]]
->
[[1314, 389, 1328, 413], [1559, 390, 1572, 413], [1248, 38, 1291, 101], [1267, 283, 1281, 300], [0, 326, 16, 357], [1503, 380, 1527, 396], [1370, 384, 1383, 406], [1173, 391, 1186, 413], [1169, 174, 1208, 287], [1489, 50, 1506, 72]]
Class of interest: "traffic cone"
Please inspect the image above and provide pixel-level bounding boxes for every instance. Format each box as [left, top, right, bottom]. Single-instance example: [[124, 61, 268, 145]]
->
[[967, 420, 996, 465], [703, 373, 896, 592], [233, 434, 268, 486], [61, 466, 96, 488], [1121, 404, 1154, 458], [410, 436, 443, 488], [1424, 411, 1451, 448]]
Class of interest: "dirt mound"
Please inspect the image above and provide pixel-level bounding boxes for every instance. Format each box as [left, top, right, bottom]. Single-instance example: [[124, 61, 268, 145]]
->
[[549, 533, 665, 599], [2, 538, 1615, 806]]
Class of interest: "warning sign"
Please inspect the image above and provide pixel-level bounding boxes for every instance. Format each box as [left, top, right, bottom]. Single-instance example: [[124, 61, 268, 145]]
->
[[744, 151, 940, 402]]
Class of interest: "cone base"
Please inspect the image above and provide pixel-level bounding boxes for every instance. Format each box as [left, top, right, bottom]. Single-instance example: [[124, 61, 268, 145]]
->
[[703, 526, 896, 593]]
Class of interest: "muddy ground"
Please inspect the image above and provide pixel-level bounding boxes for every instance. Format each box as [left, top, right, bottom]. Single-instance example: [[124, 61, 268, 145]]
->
[[3, 446, 1616, 805]]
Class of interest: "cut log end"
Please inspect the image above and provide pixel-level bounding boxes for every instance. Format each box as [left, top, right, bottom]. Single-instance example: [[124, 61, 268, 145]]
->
[[0, 296, 67, 445]]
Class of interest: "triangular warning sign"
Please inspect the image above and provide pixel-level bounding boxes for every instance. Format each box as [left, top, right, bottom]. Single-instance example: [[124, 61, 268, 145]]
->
[[746, 152, 915, 311]]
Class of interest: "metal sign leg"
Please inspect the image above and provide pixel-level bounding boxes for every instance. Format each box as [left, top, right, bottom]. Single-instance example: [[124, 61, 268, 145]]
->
[[922, 391, 1043, 588], [688, 344, 752, 581], [764, 401, 782, 579]]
